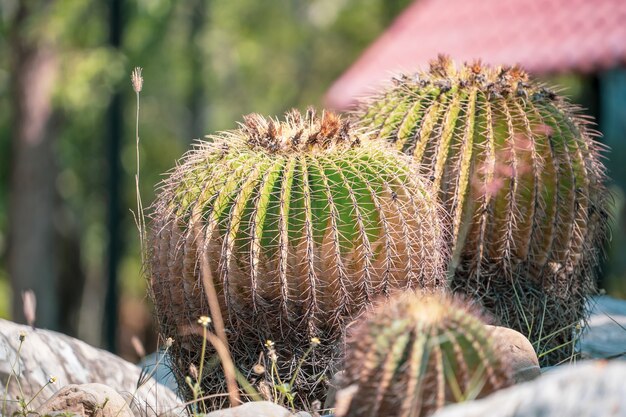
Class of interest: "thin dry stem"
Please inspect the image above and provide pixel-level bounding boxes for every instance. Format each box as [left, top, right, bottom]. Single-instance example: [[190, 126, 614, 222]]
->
[[131, 66, 146, 263], [193, 211, 241, 407], [203, 331, 242, 407]]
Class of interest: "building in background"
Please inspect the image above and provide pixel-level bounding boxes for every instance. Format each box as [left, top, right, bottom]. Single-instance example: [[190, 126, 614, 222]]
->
[[326, 0, 626, 109]]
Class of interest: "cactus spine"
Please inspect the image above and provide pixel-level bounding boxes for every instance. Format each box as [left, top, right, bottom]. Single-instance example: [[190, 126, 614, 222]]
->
[[148, 109, 445, 407], [355, 56, 609, 365], [336, 291, 513, 417]]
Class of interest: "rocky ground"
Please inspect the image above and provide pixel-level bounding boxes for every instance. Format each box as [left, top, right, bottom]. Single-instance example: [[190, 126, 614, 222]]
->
[[0, 319, 182, 416], [1, 295, 624, 417]]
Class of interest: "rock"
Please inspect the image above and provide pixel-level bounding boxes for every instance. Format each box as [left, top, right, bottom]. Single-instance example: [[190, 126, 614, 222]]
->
[[487, 325, 541, 383], [138, 350, 179, 392], [204, 401, 293, 417], [323, 371, 344, 411], [580, 295, 626, 360], [431, 360, 626, 417], [0, 319, 182, 416], [37, 383, 133, 417]]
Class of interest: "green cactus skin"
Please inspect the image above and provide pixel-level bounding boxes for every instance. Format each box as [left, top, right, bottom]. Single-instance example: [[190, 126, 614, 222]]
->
[[336, 291, 513, 417], [148, 109, 446, 408], [354, 56, 609, 365]]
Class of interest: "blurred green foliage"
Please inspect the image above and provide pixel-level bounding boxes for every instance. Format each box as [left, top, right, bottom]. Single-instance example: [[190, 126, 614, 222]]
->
[[0, 0, 411, 326]]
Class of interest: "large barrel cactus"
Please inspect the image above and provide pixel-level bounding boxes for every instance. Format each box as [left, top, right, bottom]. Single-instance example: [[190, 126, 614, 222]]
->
[[354, 56, 609, 365], [335, 291, 513, 417], [148, 109, 445, 408]]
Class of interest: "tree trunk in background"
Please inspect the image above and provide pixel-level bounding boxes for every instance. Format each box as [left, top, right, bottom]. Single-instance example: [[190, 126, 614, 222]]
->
[[7, 2, 60, 330], [57, 217, 86, 337], [104, 0, 124, 352]]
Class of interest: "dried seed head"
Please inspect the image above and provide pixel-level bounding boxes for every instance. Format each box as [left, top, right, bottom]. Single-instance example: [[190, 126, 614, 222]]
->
[[22, 290, 36, 327], [197, 316, 211, 328], [131, 335, 146, 358], [164, 337, 174, 348], [131, 67, 143, 93], [258, 381, 273, 401], [189, 364, 199, 380], [429, 54, 454, 77], [252, 363, 265, 375]]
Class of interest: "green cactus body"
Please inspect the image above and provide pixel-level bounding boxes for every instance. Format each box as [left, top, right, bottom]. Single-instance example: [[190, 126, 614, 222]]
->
[[355, 57, 609, 365], [336, 291, 513, 417], [148, 109, 445, 407]]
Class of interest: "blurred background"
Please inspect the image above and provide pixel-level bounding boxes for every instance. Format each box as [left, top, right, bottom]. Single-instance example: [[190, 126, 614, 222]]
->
[[0, 0, 624, 362]]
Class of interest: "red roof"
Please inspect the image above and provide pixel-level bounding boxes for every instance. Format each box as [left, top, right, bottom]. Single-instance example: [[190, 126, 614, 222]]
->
[[326, 0, 626, 110]]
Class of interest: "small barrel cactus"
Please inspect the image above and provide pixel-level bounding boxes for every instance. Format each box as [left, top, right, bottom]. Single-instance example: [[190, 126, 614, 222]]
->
[[148, 109, 446, 407], [354, 56, 609, 365], [335, 291, 513, 417]]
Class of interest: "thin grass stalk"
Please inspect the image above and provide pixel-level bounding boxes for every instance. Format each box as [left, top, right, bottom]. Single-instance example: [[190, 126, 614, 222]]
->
[[131, 67, 146, 262], [2, 335, 25, 417], [22, 377, 56, 410], [193, 214, 241, 407], [203, 329, 241, 407]]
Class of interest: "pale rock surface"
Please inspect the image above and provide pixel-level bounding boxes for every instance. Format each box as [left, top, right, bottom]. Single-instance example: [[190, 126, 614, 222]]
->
[[431, 360, 626, 417], [138, 350, 178, 392], [37, 383, 133, 417], [203, 401, 294, 417], [323, 371, 344, 411], [579, 295, 626, 360], [0, 319, 182, 416], [487, 325, 541, 383]]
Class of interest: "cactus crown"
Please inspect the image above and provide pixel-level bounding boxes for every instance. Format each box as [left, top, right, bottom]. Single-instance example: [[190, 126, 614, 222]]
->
[[415, 55, 534, 96], [148, 108, 446, 409], [355, 55, 609, 365], [337, 291, 513, 417], [242, 108, 360, 154]]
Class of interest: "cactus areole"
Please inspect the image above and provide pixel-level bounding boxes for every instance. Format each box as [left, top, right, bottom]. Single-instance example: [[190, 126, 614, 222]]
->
[[336, 291, 513, 417], [148, 109, 445, 406], [355, 56, 609, 365]]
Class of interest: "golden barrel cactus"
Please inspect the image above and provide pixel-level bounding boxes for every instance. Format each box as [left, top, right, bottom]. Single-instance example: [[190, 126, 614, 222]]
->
[[335, 291, 513, 417], [148, 109, 446, 407], [354, 57, 609, 364]]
